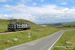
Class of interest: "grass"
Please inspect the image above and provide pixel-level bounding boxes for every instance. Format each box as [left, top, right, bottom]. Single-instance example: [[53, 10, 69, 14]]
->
[[0, 19, 9, 32], [0, 26, 60, 50], [52, 30, 75, 50], [0, 19, 75, 50], [54, 27, 75, 30]]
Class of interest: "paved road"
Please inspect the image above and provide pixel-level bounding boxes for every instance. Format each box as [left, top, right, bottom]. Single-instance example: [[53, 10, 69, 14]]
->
[[5, 30, 75, 50]]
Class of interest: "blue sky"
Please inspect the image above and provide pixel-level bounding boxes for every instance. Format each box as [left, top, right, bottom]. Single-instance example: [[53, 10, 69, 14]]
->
[[0, 0, 75, 24]]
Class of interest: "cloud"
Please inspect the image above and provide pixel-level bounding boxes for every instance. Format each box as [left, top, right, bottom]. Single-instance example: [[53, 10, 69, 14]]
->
[[19, 0, 32, 5], [3, 4, 27, 13], [24, 0, 31, 1], [3, 4, 26, 8], [0, 8, 3, 10], [72, 7, 75, 9], [0, 0, 6, 2], [2, 4, 75, 24], [70, 0, 75, 3], [57, 0, 74, 4], [33, 3, 37, 6], [28, 5, 58, 13], [3, 5, 12, 8], [22, 0, 31, 2], [2, 4, 75, 15], [61, 2, 67, 5], [0, 13, 37, 21], [41, 0, 44, 2], [0, 14, 13, 19], [21, 0, 32, 3]]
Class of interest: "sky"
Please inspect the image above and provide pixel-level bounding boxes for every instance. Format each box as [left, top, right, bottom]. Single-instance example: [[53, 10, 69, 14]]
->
[[0, 0, 75, 24]]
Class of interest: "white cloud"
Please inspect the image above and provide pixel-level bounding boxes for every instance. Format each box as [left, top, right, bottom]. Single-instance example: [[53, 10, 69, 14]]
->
[[19, 0, 32, 5], [3, 4, 26, 8], [3, 14, 8, 17], [28, 5, 58, 13], [70, 0, 75, 3], [3, 4, 27, 13], [21, 0, 32, 3], [41, 0, 44, 2], [57, 0, 74, 4], [22, 0, 31, 2], [0, 0, 6, 2], [2, 4, 75, 23], [61, 2, 67, 5], [24, 0, 31, 1], [0, 8, 3, 10], [0, 14, 12, 19], [72, 7, 75, 9], [0, 13, 37, 21], [41, 17, 44, 19], [33, 3, 37, 6], [3, 5, 12, 8]]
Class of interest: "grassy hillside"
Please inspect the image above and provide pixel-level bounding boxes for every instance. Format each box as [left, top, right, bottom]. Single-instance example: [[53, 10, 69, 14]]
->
[[41, 21, 75, 26], [64, 24, 75, 27], [0, 26, 60, 50], [0, 19, 75, 50], [0, 19, 9, 32], [52, 30, 75, 50], [55, 27, 75, 30], [0, 19, 42, 32]]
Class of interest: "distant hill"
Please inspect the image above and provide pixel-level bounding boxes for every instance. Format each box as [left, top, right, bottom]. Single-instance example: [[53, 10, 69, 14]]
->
[[40, 21, 75, 27]]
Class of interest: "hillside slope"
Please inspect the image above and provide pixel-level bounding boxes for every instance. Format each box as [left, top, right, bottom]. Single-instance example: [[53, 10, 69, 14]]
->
[[41, 21, 75, 26], [0, 19, 42, 32]]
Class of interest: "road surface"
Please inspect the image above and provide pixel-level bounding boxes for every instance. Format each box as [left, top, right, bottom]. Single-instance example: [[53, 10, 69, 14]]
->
[[5, 29, 75, 50]]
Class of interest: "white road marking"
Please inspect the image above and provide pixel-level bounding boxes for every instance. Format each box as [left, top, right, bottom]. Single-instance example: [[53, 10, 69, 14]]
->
[[48, 31, 64, 50]]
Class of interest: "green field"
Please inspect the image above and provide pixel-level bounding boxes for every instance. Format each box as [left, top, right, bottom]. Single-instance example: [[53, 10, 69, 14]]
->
[[0, 26, 60, 50], [0, 19, 75, 50], [52, 30, 75, 50], [55, 27, 75, 30]]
